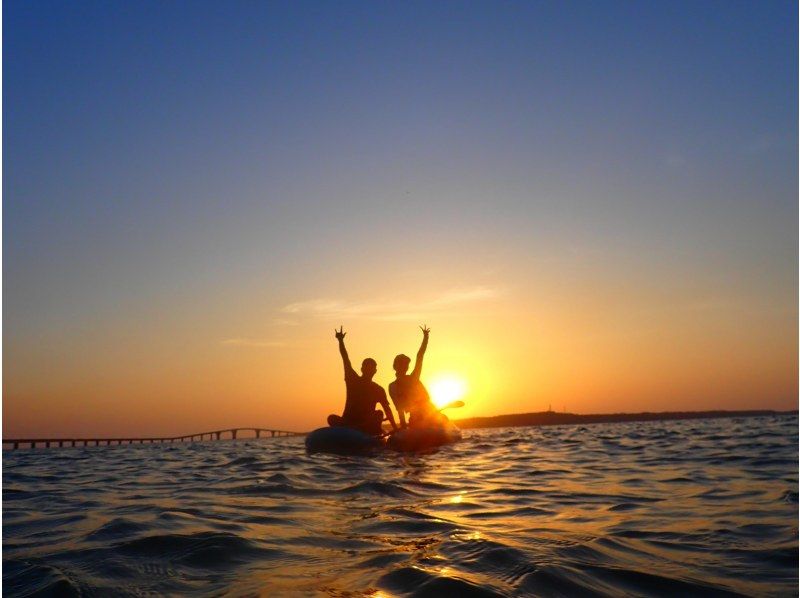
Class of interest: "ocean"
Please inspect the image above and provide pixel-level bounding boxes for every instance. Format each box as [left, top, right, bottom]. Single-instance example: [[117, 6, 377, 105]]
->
[[3, 415, 797, 596]]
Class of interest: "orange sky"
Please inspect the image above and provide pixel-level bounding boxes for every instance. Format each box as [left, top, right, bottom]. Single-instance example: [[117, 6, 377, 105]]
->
[[5, 263, 797, 437]]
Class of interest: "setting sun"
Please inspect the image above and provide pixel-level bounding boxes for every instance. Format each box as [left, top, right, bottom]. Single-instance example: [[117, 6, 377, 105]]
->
[[428, 375, 468, 409]]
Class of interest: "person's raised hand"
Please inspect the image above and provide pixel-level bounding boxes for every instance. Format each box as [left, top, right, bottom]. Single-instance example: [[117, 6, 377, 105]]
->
[[335, 326, 346, 341], [420, 324, 430, 337]]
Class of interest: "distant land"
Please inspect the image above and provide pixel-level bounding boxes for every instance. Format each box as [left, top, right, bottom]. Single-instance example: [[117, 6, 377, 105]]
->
[[454, 410, 797, 430]]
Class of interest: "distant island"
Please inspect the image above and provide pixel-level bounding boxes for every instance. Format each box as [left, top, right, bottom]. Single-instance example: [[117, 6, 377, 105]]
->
[[454, 409, 797, 430]]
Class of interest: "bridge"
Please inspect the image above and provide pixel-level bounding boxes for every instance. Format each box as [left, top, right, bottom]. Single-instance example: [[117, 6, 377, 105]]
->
[[2, 428, 305, 450]]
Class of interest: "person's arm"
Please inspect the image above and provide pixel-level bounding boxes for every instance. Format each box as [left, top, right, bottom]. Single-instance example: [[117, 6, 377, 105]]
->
[[410, 325, 430, 379], [379, 388, 398, 431], [335, 326, 357, 379], [389, 382, 407, 429]]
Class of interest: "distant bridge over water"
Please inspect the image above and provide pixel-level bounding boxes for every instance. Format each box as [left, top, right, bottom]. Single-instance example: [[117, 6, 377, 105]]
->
[[3, 428, 305, 450]]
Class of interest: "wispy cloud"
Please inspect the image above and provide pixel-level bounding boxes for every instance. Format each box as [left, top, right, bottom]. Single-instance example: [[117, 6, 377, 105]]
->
[[742, 132, 790, 155], [281, 286, 501, 321], [271, 318, 300, 327], [221, 338, 286, 348], [427, 287, 499, 306]]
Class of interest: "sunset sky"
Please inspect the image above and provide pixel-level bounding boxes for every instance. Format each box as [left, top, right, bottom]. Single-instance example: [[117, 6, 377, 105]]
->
[[4, 1, 797, 437]]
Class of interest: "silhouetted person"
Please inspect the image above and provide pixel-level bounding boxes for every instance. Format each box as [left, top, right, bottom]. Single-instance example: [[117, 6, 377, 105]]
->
[[328, 326, 398, 435], [389, 325, 446, 429]]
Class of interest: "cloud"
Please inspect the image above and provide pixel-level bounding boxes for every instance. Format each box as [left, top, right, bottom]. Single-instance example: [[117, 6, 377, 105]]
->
[[221, 338, 286, 348], [271, 318, 300, 327], [428, 287, 499, 306], [742, 133, 788, 155], [281, 286, 501, 321]]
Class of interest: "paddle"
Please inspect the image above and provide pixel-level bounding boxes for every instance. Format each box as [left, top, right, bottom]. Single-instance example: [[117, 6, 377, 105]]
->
[[381, 400, 465, 437]]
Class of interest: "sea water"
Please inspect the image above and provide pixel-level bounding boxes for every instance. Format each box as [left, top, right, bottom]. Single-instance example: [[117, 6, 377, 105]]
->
[[3, 415, 797, 596]]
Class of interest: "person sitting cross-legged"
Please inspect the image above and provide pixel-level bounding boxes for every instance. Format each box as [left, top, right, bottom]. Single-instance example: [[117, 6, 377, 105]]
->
[[327, 327, 398, 435]]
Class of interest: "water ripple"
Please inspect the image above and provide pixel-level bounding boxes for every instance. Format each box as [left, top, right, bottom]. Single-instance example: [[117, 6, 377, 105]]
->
[[3, 415, 797, 596]]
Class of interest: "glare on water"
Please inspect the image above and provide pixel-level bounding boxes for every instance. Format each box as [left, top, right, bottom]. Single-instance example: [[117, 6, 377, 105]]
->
[[3, 416, 797, 596]]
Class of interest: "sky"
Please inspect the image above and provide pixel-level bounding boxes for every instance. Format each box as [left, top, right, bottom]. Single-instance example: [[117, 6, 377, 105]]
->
[[4, 1, 797, 437]]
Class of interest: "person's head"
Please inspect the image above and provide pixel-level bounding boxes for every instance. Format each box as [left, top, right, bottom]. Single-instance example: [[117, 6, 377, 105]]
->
[[361, 358, 377, 379], [393, 354, 411, 376]]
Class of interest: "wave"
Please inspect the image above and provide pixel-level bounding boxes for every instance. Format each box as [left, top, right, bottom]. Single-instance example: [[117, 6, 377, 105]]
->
[[2, 415, 797, 596]]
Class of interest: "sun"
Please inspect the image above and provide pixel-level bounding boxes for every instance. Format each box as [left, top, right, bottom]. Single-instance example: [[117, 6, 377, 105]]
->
[[428, 374, 468, 409]]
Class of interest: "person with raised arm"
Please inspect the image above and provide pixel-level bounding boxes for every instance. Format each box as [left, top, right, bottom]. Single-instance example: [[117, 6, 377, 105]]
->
[[327, 326, 398, 435], [389, 325, 445, 429]]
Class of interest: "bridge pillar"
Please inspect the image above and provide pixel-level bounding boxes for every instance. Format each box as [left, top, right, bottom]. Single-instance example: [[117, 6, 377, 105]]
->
[[215, 432, 220, 440], [272, 431, 276, 437], [45, 441, 50, 448], [232, 430, 238, 440], [13, 442, 18, 450], [256, 430, 261, 438]]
